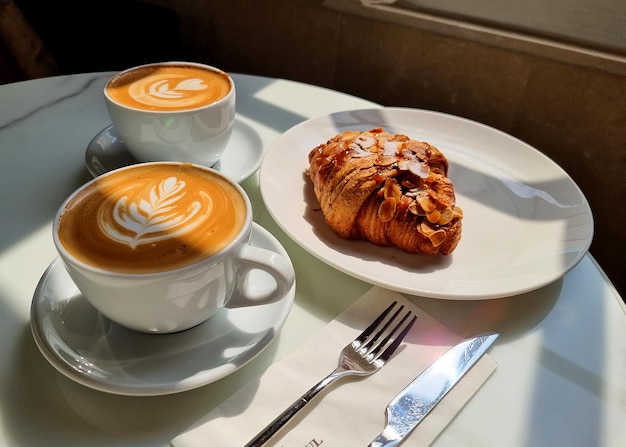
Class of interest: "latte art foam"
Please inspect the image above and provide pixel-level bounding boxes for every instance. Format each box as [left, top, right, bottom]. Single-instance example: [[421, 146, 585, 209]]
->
[[100, 176, 212, 249], [106, 65, 231, 111], [58, 164, 246, 274]]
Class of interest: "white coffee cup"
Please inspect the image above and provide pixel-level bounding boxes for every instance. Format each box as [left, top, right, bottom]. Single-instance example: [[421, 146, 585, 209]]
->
[[104, 62, 236, 167], [53, 162, 294, 333]]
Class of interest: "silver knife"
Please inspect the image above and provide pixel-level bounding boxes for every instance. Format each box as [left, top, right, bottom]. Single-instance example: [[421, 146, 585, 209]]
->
[[367, 332, 499, 447]]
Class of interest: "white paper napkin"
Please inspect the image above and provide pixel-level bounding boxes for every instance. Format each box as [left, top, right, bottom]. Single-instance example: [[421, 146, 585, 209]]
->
[[172, 287, 497, 446]]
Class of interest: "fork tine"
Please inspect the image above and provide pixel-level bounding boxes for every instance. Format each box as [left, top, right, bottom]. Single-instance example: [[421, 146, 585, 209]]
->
[[357, 301, 416, 363], [354, 301, 398, 345], [376, 313, 416, 362], [365, 309, 414, 359], [363, 304, 405, 352]]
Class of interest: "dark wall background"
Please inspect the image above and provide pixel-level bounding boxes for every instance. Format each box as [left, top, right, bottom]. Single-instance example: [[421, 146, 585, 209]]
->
[[11, 0, 184, 74]]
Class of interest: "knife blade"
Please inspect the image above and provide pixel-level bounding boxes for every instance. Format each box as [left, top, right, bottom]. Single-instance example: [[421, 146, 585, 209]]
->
[[367, 332, 499, 447]]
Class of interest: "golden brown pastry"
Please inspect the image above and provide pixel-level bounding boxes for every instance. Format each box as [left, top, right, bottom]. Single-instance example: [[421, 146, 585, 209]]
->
[[307, 128, 463, 255]]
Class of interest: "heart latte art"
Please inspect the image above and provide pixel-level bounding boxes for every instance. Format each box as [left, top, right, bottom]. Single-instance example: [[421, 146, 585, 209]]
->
[[58, 164, 246, 273], [106, 64, 232, 111]]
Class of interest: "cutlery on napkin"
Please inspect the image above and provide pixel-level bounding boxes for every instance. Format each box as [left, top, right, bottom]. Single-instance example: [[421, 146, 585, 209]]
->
[[171, 287, 498, 446]]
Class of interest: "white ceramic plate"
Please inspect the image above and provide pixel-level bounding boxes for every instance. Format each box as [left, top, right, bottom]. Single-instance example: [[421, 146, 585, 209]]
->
[[260, 107, 593, 299], [30, 223, 295, 396], [85, 115, 265, 183]]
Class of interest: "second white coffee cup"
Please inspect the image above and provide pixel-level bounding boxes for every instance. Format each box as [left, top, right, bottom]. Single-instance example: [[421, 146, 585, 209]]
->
[[104, 61, 236, 166], [53, 162, 294, 333]]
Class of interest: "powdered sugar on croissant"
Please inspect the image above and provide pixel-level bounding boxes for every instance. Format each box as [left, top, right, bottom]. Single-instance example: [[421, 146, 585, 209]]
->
[[307, 128, 463, 255]]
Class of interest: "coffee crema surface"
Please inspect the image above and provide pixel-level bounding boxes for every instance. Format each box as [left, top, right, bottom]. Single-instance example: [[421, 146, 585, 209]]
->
[[58, 164, 246, 274], [106, 64, 231, 111]]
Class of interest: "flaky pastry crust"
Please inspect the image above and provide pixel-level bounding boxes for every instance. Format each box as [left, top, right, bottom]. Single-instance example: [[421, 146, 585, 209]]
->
[[307, 128, 463, 255]]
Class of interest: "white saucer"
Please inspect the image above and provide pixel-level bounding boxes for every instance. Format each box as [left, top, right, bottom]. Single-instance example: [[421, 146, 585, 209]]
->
[[30, 223, 295, 396], [85, 115, 265, 183]]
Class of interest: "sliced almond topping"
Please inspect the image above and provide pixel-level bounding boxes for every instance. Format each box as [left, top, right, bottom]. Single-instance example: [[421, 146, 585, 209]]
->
[[419, 221, 436, 236], [426, 209, 441, 224], [401, 178, 420, 189], [408, 201, 426, 216], [382, 179, 401, 201], [437, 207, 454, 225], [378, 197, 396, 222], [417, 196, 435, 212], [427, 175, 455, 207], [452, 205, 464, 218], [392, 183, 401, 201], [355, 134, 376, 149], [383, 140, 400, 157], [428, 229, 447, 247]]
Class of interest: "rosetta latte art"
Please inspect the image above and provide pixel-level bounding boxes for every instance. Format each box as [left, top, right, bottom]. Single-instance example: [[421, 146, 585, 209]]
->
[[100, 176, 211, 249], [58, 163, 246, 273]]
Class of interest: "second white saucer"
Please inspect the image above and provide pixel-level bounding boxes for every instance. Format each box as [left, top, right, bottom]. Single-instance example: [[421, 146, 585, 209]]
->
[[85, 115, 265, 183]]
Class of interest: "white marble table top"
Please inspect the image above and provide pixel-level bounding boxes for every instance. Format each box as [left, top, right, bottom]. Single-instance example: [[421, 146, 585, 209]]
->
[[0, 72, 624, 446]]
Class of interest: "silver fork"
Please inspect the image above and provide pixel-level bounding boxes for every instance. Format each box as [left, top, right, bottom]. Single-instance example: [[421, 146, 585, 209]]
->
[[244, 301, 417, 447]]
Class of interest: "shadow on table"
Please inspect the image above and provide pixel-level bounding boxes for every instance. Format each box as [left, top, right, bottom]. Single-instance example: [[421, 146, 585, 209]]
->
[[3, 323, 277, 446], [411, 278, 562, 343]]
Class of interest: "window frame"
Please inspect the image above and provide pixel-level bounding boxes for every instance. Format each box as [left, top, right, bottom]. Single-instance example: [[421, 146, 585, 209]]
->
[[324, 0, 626, 76]]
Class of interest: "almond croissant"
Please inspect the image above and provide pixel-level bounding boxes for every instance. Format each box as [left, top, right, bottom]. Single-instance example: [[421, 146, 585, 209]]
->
[[308, 128, 463, 255]]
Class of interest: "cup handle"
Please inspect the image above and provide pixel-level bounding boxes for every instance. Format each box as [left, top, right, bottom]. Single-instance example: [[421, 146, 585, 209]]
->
[[227, 245, 295, 308]]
